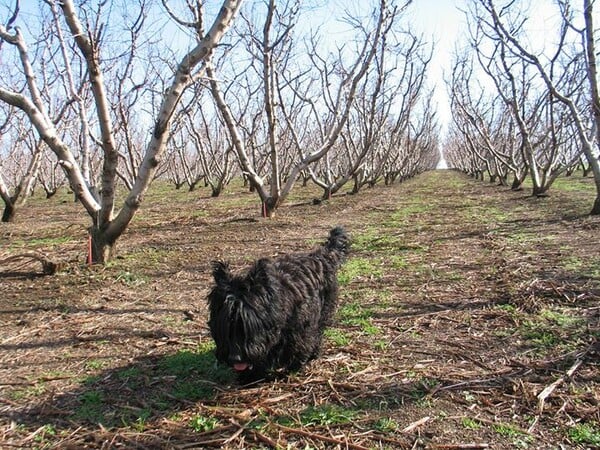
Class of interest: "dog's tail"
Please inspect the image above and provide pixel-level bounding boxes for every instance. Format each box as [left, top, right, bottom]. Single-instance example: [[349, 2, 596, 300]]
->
[[324, 226, 350, 265]]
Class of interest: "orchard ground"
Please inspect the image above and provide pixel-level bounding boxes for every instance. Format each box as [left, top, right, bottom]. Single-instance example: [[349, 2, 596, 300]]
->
[[0, 170, 598, 449]]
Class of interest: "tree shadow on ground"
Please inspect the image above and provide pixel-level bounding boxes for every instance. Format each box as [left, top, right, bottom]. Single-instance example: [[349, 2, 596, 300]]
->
[[6, 348, 236, 432]]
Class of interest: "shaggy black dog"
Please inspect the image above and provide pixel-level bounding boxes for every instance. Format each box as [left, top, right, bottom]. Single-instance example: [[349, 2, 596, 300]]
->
[[207, 227, 350, 383]]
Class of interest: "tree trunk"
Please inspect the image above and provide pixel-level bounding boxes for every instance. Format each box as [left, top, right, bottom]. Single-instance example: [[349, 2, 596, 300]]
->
[[591, 194, 600, 215], [2, 202, 15, 223], [262, 197, 277, 218], [321, 186, 334, 201], [532, 185, 549, 198], [511, 177, 523, 191], [89, 226, 116, 264]]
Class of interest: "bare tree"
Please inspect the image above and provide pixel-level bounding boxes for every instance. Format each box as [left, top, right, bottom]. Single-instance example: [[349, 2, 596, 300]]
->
[[0, 0, 244, 262], [37, 149, 67, 198], [448, 51, 527, 188], [472, 0, 600, 214], [308, 26, 433, 198], [0, 107, 44, 222], [210, 0, 400, 217]]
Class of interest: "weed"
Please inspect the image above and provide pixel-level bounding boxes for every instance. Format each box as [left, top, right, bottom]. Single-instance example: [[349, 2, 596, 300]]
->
[[518, 308, 586, 355], [190, 415, 219, 433], [11, 235, 73, 249], [338, 301, 372, 323], [568, 422, 600, 446], [407, 377, 439, 405], [390, 254, 409, 269], [461, 417, 481, 430], [462, 391, 476, 403], [74, 390, 105, 424], [373, 340, 389, 351], [494, 304, 518, 313], [130, 409, 151, 431], [521, 321, 559, 349], [338, 301, 380, 335], [553, 176, 595, 193], [493, 422, 527, 439], [299, 404, 358, 426], [116, 366, 142, 380], [116, 367, 143, 389], [115, 270, 148, 286], [361, 322, 381, 335], [374, 417, 399, 433], [324, 328, 350, 346], [33, 424, 56, 444], [388, 204, 432, 225], [540, 309, 582, 327]]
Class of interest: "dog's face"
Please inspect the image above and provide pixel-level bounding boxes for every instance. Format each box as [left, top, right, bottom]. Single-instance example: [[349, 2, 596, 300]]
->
[[207, 260, 283, 374]]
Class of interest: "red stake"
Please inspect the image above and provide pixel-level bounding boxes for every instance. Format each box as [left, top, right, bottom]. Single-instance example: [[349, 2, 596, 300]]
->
[[87, 234, 93, 266]]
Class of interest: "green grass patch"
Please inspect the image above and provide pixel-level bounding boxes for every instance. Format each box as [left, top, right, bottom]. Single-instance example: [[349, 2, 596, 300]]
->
[[71, 344, 233, 427], [32, 424, 57, 445], [561, 256, 600, 279], [467, 205, 511, 224], [568, 422, 600, 446], [492, 422, 526, 438], [85, 359, 106, 370], [408, 377, 438, 403], [552, 175, 595, 193], [324, 328, 351, 346], [387, 204, 432, 226], [518, 308, 586, 355], [298, 404, 358, 427], [338, 258, 383, 285], [461, 417, 482, 430], [190, 415, 220, 433], [114, 270, 149, 286], [352, 228, 403, 252], [10, 383, 46, 400], [338, 301, 380, 335], [373, 417, 399, 432], [74, 390, 105, 424], [9, 235, 74, 249]]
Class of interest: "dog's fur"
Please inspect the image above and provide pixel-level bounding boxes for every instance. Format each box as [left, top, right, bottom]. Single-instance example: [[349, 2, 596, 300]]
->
[[207, 227, 350, 383]]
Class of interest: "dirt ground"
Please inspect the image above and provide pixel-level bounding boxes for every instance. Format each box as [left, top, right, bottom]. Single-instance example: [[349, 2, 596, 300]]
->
[[0, 170, 598, 449]]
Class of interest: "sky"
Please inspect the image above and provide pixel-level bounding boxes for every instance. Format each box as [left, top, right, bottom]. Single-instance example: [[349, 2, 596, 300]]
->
[[407, 0, 465, 168], [407, 0, 464, 131]]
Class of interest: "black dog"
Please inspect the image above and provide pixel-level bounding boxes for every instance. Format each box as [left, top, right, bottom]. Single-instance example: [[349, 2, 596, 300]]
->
[[207, 227, 350, 383]]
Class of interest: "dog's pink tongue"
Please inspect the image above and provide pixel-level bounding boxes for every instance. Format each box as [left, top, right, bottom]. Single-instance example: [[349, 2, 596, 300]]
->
[[233, 363, 249, 371]]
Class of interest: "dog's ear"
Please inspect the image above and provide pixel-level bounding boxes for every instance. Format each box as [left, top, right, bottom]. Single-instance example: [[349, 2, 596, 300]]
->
[[248, 258, 272, 285], [211, 260, 231, 285]]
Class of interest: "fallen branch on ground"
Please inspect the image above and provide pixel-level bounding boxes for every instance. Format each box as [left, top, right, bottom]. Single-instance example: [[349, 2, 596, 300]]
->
[[0, 251, 60, 275]]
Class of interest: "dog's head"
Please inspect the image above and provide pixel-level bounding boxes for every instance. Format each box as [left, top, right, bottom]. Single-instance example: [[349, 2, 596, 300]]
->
[[207, 259, 283, 374]]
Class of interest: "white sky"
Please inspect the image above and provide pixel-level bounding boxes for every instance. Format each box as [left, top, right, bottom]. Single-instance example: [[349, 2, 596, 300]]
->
[[407, 0, 464, 131]]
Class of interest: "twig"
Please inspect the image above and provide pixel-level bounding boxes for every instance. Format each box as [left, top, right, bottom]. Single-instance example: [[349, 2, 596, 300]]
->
[[249, 429, 282, 448], [431, 444, 490, 449], [0, 251, 60, 275], [273, 423, 370, 450], [401, 416, 430, 433], [537, 358, 583, 414], [174, 425, 237, 448], [222, 421, 245, 444]]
